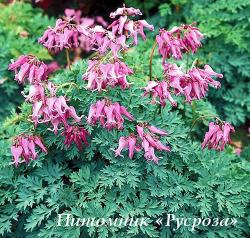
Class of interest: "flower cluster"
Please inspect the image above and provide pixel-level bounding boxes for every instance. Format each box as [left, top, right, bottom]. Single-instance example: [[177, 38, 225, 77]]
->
[[81, 5, 153, 92], [143, 80, 177, 107], [83, 59, 133, 91], [137, 124, 170, 163], [108, 5, 154, 45], [32, 95, 82, 133], [115, 134, 139, 159], [147, 22, 234, 151], [156, 24, 204, 61], [86, 27, 128, 58], [62, 125, 89, 151], [9, 5, 235, 168], [115, 124, 170, 163], [11, 135, 47, 166], [202, 121, 235, 151], [110, 5, 142, 18], [64, 8, 107, 52], [22, 81, 56, 103], [163, 63, 222, 103], [87, 99, 134, 130], [9, 54, 83, 164], [146, 24, 220, 107], [8, 55, 48, 84], [38, 18, 82, 52]]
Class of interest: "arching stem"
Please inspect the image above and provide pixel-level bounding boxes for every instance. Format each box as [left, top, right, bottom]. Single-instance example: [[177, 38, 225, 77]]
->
[[149, 40, 157, 81], [66, 49, 71, 69], [186, 53, 189, 73], [188, 113, 222, 136]]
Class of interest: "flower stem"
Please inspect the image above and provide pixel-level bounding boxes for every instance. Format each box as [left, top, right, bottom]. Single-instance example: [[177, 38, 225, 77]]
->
[[188, 113, 221, 136], [149, 40, 157, 81], [57, 82, 78, 90], [186, 53, 189, 73], [66, 49, 71, 69]]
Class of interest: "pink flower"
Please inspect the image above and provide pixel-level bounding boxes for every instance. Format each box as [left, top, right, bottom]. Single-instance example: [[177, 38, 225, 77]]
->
[[110, 5, 142, 18], [202, 121, 235, 151], [138, 123, 170, 163], [108, 16, 154, 45], [22, 82, 56, 103], [87, 99, 134, 130], [47, 61, 60, 74], [163, 63, 222, 103], [64, 9, 108, 52], [136, 125, 144, 139], [39, 18, 82, 52], [147, 125, 168, 136], [62, 125, 90, 151], [11, 135, 47, 166], [114, 136, 128, 157], [234, 148, 241, 156], [156, 29, 183, 61], [142, 138, 159, 163], [143, 80, 177, 107], [130, 20, 154, 45], [156, 24, 204, 61], [22, 83, 45, 103], [8, 55, 48, 84], [114, 123, 170, 163], [83, 59, 133, 91], [95, 16, 108, 28], [93, 31, 128, 58], [127, 134, 138, 158], [114, 134, 140, 158], [65, 9, 82, 24], [31, 96, 82, 134], [181, 24, 204, 53]]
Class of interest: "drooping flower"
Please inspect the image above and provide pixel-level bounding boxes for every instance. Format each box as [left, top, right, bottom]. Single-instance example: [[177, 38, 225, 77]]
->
[[83, 59, 133, 91], [65, 8, 108, 28], [93, 30, 128, 58], [11, 135, 47, 166], [65, 8, 82, 23], [114, 123, 170, 163], [163, 63, 223, 103], [62, 125, 90, 151], [181, 24, 204, 53], [202, 121, 235, 151], [110, 5, 142, 18], [87, 99, 134, 130], [47, 61, 60, 74], [234, 148, 241, 156], [22, 81, 56, 103], [108, 5, 154, 45], [114, 134, 140, 158], [31, 96, 82, 134], [137, 123, 170, 163], [8, 55, 48, 84], [143, 80, 177, 107], [147, 125, 168, 136], [114, 136, 128, 157], [156, 24, 204, 61], [39, 17, 82, 52], [95, 16, 108, 28], [64, 9, 108, 52]]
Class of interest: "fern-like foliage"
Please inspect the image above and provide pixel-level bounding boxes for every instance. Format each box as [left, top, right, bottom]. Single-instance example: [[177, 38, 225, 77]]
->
[[0, 57, 249, 237]]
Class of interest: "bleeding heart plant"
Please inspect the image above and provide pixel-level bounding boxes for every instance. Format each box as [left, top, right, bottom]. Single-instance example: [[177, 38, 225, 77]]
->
[[8, 4, 234, 167]]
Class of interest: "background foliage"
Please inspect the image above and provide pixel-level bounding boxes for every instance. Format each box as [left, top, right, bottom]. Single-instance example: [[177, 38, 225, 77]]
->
[[0, 2, 53, 121]]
